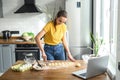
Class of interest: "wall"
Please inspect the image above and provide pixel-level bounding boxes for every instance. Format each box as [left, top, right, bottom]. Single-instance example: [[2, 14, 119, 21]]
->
[[0, 13, 47, 36], [0, 0, 65, 36], [0, 0, 3, 17]]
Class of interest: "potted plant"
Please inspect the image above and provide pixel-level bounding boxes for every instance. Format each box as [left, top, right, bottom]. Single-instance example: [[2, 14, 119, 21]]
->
[[82, 33, 104, 62], [89, 32, 104, 57]]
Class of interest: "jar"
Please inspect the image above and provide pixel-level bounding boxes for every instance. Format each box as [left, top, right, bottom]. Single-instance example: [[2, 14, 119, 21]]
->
[[24, 53, 35, 64]]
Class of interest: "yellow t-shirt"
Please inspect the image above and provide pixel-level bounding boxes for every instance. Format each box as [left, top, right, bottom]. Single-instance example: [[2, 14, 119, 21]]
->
[[43, 21, 67, 45]]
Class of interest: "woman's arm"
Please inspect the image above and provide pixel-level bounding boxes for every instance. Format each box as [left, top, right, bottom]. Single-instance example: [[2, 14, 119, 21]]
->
[[62, 32, 75, 62], [35, 29, 47, 61]]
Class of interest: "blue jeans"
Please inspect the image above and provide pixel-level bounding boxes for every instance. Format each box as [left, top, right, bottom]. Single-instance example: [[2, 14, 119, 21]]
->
[[44, 43, 65, 60]]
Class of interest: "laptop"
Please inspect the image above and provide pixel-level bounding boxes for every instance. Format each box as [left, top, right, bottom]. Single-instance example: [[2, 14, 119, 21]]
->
[[72, 55, 109, 79]]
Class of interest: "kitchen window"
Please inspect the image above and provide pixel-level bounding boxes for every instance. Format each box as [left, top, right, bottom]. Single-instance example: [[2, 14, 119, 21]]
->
[[94, 0, 116, 79]]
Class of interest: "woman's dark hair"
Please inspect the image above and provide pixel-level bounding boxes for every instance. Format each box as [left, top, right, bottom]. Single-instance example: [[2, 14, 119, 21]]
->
[[54, 10, 67, 26], [56, 10, 67, 18]]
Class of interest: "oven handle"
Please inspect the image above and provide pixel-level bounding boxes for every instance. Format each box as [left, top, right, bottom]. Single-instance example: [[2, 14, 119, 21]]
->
[[15, 50, 39, 52]]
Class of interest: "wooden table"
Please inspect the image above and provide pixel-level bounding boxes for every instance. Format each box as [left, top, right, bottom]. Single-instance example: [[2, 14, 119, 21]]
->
[[0, 60, 111, 80]]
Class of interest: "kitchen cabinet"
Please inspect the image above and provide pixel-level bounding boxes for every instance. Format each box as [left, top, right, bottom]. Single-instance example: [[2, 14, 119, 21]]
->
[[0, 47, 3, 73], [0, 44, 16, 73], [0, 0, 3, 17]]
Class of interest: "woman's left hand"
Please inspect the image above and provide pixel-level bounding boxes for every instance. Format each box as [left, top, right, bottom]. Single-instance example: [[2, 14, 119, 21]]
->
[[68, 54, 76, 62]]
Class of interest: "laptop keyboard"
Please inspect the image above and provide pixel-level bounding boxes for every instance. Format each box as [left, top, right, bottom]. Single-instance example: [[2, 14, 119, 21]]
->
[[79, 73, 86, 77]]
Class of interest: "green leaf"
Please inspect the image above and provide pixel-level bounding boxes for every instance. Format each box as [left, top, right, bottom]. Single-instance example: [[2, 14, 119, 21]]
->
[[90, 32, 96, 44], [89, 32, 104, 57]]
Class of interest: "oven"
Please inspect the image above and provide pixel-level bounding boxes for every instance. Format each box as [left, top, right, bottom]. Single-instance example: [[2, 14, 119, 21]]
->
[[15, 44, 40, 61]]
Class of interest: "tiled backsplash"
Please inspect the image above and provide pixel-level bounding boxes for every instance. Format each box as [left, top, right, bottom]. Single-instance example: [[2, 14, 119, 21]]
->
[[0, 0, 65, 36], [0, 13, 48, 36]]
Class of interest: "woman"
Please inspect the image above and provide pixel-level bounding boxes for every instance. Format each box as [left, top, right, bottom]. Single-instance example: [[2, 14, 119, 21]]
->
[[35, 10, 75, 62]]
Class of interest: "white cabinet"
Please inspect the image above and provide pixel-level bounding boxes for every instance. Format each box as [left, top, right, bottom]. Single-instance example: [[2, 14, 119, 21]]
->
[[0, 47, 3, 73], [0, 44, 15, 73]]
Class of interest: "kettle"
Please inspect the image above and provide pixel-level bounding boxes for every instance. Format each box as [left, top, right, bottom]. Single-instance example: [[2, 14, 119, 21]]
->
[[2, 30, 11, 39], [2, 30, 19, 39]]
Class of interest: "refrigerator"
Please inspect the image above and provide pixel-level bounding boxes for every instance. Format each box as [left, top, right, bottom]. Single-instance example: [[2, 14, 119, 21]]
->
[[65, 0, 92, 59]]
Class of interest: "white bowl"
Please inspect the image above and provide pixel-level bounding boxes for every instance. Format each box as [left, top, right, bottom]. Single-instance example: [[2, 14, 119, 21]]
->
[[22, 36, 32, 41]]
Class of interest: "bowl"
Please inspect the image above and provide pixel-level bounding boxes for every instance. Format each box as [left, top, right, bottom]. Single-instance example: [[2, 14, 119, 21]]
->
[[22, 36, 32, 41]]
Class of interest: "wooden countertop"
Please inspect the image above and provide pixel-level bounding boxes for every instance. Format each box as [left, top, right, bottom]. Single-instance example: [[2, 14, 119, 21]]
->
[[0, 36, 36, 44], [0, 60, 111, 80]]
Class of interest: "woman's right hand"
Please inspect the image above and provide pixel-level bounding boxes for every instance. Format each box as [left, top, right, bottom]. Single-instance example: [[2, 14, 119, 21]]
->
[[42, 52, 47, 61]]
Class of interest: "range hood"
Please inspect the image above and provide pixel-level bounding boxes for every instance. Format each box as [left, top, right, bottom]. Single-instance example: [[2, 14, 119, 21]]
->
[[14, 0, 42, 13]]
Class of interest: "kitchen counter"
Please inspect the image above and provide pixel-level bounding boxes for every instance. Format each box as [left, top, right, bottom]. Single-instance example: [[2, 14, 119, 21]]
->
[[0, 60, 111, 80], [0, 36, 36, 44]]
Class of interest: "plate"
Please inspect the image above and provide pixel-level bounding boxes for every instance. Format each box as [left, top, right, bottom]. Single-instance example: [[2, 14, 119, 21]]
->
[[32, 64, 42, 70], [32, 63, 49, 70]]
